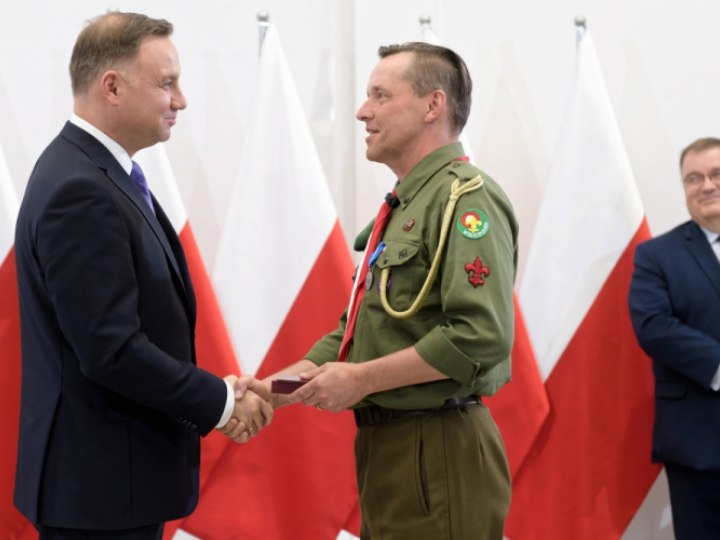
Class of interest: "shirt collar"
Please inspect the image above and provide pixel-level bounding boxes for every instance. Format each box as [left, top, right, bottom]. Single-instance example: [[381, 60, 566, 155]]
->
[[69, 114, 133, 175], [698, 224, 720, 245], [394, 142, 466, 208]]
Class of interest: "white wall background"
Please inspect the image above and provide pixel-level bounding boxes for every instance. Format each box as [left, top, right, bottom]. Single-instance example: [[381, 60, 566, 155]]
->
[[3, 0, 711, 537], [3, 0, 713, 280]]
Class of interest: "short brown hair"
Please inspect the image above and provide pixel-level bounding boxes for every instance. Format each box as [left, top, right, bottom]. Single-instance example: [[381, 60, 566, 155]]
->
[[378, 42, 472, 135], [680, 138, 720, 168], [70, 12, 173, 96]]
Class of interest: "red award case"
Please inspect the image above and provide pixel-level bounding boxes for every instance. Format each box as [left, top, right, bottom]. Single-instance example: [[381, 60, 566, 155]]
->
[[271, 375, 308, 394]]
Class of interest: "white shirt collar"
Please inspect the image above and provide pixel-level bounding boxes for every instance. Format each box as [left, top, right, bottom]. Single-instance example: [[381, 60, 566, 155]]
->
[[69, 114, 133, 175], [698, 224, 720, 245]]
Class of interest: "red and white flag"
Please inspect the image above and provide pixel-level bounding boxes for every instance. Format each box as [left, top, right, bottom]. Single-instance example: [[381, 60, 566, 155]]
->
[[484, 296, 549, 478], [177, 24, 359, 540], [422, 26, 549, 479], [133, 144, 240, 540], [0, 141, 34, 539], [506, 30, 660, 540]]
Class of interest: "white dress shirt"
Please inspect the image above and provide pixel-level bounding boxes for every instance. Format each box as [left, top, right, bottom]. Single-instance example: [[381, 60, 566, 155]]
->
[[698, 225, 720, 391], [69, 115, 235, 427]]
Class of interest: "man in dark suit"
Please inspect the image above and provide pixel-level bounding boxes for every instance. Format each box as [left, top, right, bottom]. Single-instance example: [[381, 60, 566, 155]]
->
[[14, 12, 271, 540], [629, 137, 720, 540]]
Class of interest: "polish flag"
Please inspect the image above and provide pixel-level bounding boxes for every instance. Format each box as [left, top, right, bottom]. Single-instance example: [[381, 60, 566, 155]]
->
[[422, 25, 550, 479], [177, 24, 359, 540], [0, 139, 35, 540], [506, 30, 661, 540], [484, 296, 549, 478], [132, 144, 240, 540]]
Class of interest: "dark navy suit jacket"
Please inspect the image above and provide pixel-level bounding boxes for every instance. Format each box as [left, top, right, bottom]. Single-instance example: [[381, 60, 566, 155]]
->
[[14, 122, 227, 529], [629, 220, 720, 470]]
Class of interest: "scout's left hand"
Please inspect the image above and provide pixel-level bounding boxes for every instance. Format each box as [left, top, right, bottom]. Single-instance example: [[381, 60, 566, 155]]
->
[[288, 363, 370, 412]]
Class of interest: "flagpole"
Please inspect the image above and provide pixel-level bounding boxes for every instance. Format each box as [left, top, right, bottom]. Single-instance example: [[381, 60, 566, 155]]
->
[[574, 15, 586, 46], [258, 11, 270, 58], [419, 13, 431, 42]]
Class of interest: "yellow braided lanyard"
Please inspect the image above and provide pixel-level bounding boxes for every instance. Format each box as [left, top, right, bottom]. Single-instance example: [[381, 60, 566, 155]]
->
[[380, 175, 485, 319]]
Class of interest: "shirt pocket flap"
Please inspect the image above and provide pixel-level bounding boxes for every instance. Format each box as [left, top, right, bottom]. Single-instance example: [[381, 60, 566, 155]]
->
[[655, 380, 686, 399], [375, 241, 420, 269]]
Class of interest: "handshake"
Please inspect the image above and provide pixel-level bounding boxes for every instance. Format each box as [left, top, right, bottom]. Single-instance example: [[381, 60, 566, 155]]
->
[[213, 360, 373, 443], [215, 374, 274, 444]]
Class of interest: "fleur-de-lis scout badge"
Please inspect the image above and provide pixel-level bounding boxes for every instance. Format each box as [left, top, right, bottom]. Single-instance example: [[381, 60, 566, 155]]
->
[[465, 257, 490, 287], [457, 209, 489, 240], [402, 219, 415, 231]]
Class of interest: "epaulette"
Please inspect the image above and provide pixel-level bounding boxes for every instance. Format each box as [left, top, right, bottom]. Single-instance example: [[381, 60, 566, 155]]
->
[[447, 160, 484, 184]]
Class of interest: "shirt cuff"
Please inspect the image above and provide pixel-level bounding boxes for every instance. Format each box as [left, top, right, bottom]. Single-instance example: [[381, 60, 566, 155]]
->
[[215, 380, 236, 428], [712, 364, 720, 392], [414, 327, 479, 386]]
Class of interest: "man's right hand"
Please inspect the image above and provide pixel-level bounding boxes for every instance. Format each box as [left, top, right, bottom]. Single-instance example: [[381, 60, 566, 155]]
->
[[216, 390, 273, 443]]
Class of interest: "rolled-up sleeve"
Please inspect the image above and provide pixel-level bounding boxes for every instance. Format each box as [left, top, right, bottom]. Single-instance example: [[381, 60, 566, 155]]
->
[[415, 180, 517, 386]]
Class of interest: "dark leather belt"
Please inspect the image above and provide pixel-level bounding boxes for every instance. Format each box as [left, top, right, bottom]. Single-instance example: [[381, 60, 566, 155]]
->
[[354, 396, 481, 427]]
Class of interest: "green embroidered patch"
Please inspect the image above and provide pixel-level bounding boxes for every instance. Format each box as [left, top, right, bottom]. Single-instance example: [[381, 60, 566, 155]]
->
[[457, 209, 489, 240]]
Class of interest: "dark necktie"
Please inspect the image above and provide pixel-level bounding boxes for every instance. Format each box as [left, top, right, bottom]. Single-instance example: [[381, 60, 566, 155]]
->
[[130, 161, 155, 216], [337, 191, 398, 362]]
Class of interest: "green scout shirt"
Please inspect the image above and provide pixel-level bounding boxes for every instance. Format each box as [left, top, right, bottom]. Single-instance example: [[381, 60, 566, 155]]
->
[[305, 143, 519, 410]]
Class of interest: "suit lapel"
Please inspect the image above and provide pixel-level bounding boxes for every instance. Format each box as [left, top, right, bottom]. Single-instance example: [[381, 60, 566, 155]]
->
[[60, 122, 188, 302], [153, 196, 197, 325], [684, 222, 720, 299]]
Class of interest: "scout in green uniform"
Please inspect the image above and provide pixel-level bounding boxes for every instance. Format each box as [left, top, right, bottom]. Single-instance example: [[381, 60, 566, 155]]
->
[[225, 42, 516, 540]]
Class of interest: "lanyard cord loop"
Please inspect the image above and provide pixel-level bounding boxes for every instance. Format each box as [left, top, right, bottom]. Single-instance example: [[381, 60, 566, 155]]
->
[[379, 175, 484, 319]]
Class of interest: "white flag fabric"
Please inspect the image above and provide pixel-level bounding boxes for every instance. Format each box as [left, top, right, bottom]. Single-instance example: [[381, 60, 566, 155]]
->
[[134, 143, 241, 540], [186, 24, 359, 540], [420, 22, 549, 482], [213, 24, 338, 377], [520, 30, 644, 380], [507, 30, 660, 540], [135, 144, 187, 232], [0, 145, 17, 259]]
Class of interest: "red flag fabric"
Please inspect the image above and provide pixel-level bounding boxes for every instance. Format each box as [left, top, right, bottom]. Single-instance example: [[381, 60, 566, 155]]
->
[[132, 145, 240, 540], [185, 224, 358, 540], [0, 143, 34, 539], [193, 24, 359, 540], [506, 30, 660, 540], [484, 294, 549, 478], [422, 24, 550, 484], [0, 249, 34, 539]]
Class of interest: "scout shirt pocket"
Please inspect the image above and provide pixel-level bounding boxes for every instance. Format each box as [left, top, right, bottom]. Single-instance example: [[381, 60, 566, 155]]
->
[[372, 240, 422, 313]]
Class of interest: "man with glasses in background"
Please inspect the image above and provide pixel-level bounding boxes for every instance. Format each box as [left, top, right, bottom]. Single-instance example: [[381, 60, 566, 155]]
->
[[629, 138, 720, 539]]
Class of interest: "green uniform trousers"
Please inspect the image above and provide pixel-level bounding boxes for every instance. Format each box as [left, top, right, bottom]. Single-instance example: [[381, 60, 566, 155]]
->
[[355, 403, 511, 540]]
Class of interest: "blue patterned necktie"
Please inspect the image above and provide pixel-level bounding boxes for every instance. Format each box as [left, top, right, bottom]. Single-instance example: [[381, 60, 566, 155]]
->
[[130, 161, 155, 216]]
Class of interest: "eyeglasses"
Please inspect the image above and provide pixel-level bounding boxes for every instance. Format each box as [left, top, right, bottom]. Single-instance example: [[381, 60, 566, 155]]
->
[[683, 170, 720, 186]]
